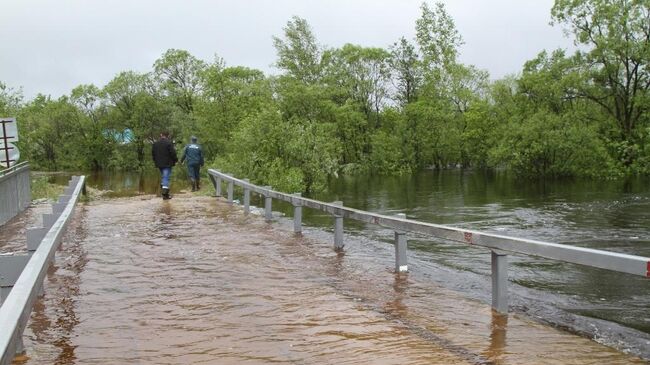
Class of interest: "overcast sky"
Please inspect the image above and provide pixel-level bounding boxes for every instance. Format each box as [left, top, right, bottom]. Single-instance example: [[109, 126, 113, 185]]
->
[[0, 0, 574, 99]]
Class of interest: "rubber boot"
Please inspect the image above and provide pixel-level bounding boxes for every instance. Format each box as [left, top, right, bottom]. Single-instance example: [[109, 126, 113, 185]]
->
[[196, 178, 200, 190], [191, 180, 197, 192], [162, 188, 171, 200]]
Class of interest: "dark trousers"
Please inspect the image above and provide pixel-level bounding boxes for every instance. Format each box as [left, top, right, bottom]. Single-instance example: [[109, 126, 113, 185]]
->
[[187, 164, 200, 181]]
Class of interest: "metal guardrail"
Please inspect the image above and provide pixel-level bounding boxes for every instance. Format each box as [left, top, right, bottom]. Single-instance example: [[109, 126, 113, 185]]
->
[[207, 169, 650, 315], [0, 162, 31, 226], [0, 175, 85, 365]]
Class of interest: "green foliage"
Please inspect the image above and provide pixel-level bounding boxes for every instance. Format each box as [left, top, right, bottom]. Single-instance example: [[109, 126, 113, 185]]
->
[[272, 16, 323, 84], [0, 82, 23, 115], [551, 0, 650, 154], [491, 111, 614, 177], [216, 107, 341, 192], [6, 0, 650, 192], [367, 108, 413, 173], [416, 2, 463, 69], [154, 49, 206, 113], [30, 174, 66, 201], [389, 37, 422, 106]]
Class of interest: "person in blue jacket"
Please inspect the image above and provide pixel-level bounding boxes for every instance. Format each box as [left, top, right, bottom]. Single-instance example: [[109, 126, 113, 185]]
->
[[180, 136, 205, 192]]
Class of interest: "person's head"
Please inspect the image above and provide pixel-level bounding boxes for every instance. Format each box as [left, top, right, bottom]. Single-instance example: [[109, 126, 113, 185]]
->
[[191, 136, 198, 143], [160, 131, 170, 139]]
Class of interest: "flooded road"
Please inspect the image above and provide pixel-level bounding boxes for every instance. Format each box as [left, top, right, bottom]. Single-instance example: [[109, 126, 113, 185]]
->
[[7, 195, 648, 364]]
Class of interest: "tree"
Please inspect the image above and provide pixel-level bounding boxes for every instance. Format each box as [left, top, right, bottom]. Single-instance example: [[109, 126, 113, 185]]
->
[[273, 16, 324, 84], [154, 49, 206, 113], [326, 44, 392, 123], [0, 82, 23, 116], [551, 0, 650, 143], [415, 2, 463, 71], [104, 71, 176, 168], [18, 96, 84, 170], [104, 71, 148, 118], [389, 37, 422, 106], [70, 84, 111, 170], [217, 106, 341, 192], [197, 61, 273, 158]]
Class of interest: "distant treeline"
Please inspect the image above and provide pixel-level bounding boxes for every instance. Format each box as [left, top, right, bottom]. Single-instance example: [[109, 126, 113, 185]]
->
[[1, 0, 648, 192]]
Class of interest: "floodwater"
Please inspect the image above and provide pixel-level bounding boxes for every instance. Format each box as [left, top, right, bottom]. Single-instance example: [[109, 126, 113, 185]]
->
[[47, 169, 198, 198], [308, 171, 650, 340], [4, 195, 648, 364]]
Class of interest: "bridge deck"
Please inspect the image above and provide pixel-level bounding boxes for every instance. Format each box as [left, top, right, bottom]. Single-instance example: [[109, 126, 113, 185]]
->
[[2, 195, 646, 364]]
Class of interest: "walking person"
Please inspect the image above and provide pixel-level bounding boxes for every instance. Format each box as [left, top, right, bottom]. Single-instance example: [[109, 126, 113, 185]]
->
[[152, 131, 178, 200], [180, 136, 204, 192]]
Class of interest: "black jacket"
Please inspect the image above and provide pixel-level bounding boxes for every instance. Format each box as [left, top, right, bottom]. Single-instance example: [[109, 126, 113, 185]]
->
[[152, 137, 178, 168]]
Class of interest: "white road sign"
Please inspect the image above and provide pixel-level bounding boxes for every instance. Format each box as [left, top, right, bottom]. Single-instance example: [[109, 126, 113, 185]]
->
[[0, 117, 20, 168]]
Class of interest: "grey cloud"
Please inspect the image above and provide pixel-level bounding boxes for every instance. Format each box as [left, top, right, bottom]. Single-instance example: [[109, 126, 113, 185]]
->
[[0, 0, 574, 98]]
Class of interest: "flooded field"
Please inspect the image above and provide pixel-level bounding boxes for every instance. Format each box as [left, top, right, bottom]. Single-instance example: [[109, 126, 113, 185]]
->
[[2, 195, 647, 364]]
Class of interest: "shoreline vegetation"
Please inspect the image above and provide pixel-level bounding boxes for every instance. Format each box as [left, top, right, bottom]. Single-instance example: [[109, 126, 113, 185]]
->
[[1, 0, 648, 193], [30, 174, 66, 202]]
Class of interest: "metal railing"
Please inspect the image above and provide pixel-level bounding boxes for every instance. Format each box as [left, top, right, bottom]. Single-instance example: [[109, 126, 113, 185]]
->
[[207, 169, 650, 315], [0, 162, 31, 226], [0, 176, 86, 365]]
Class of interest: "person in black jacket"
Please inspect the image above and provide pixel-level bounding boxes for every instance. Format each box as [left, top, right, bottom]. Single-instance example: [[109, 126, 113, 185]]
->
[[152, 131, 178, 200]]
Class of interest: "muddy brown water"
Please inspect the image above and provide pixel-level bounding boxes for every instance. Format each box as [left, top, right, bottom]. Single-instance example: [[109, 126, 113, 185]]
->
[[1, 195, 647, 364]]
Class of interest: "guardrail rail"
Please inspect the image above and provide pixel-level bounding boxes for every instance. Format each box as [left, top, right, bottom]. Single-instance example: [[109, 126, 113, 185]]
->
[[0, 175, 86, 365], [0, 162, 31, 226], [207, 169, 650, 315]]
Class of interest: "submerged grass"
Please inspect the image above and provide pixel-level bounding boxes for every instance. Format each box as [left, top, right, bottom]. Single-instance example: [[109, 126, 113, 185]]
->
[[31, 175, 66, 201]]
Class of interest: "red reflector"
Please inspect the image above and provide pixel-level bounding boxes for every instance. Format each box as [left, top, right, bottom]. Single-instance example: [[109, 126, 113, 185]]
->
[[647, 261, 650, 277]]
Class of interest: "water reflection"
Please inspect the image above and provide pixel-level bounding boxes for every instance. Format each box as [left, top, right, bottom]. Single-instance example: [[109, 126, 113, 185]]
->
[[384, 273, 409, 317], [51, 170, 196, 198], [483, 312, 508, 364]]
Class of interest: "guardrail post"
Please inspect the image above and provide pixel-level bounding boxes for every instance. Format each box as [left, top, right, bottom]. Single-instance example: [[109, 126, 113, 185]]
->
[[227, 179, 234, 204], [394, 213, 408, 272], [0, 255, 28, 355], [333, 201, 344, 250], [0, 255, 30, 307], [243, 179, 251, 215], [263, 186, 272, 222], [14, 335, 24, 356], [215, 176, 222, 197], [42, 213, 56, 229], [491, 250, 508, 314], [64, 184, 75, 195], [52, 202, 66, 215], [292, 193, 302, 234], [211, 171, 222, 197], [26, 227, 47, 252]]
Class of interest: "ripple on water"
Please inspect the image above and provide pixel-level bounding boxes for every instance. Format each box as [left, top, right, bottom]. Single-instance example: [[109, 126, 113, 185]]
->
[[14, 195, 649, 365]]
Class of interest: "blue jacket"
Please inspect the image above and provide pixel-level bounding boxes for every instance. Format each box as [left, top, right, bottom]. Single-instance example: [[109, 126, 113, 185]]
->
[[181, 143, 204, 166]]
